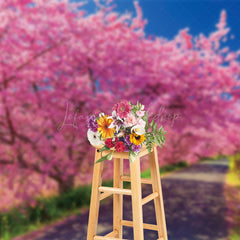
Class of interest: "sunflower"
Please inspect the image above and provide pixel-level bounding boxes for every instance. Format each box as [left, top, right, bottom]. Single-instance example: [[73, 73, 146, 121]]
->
[[129, 132, 146, 146], [97, 115, 115, 139]]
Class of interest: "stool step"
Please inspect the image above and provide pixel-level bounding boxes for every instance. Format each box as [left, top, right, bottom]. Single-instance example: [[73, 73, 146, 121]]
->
[[99, 186, 132, 195], [99, 192, 112, 201], [105, 230, 117, 237], [142, 192, 159, 205], [94, 236, 127, 240], [120, 175, 152, 184], [121, 220, 159, 231], [94, 235, 164, 240]]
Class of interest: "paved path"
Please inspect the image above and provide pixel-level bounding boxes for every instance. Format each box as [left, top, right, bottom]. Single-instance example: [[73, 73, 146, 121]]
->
[[33, 159, 229, 240]]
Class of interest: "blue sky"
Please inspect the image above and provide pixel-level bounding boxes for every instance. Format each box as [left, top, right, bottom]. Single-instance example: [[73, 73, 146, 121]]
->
[[75, 0, 240, 51]]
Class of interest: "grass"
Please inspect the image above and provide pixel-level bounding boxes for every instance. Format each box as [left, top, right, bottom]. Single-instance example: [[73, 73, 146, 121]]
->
[[0, 185, 94, 240], [225, 155, 240, 240], [0, 161, 188, 240]]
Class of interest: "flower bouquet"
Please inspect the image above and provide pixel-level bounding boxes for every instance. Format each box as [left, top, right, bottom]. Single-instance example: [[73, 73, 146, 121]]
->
[[87, 100, 166, 163]]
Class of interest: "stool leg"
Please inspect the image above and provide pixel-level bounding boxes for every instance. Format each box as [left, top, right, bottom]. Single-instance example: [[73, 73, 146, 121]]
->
[[87, 150, 104, 240], [149, 147, 168, 240], [130, 156, 144, 240], [113, 158, 123, 238]]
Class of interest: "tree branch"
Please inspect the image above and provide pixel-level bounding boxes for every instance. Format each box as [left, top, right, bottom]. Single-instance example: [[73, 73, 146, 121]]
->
[[16, 151, 61, 183], [5, 38, 67, 84], [0, 28, 8, 42], [88, 67, 96, 94], [32, 82, 42, 108], [0, 159, 14, 165], [0, 99, 16, 145]]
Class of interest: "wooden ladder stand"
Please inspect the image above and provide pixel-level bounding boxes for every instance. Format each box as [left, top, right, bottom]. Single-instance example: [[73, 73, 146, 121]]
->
[[87, 145, 168, 240]]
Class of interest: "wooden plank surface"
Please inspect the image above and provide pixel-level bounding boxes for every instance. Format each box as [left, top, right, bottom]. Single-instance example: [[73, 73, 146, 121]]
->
[[149, 146, 168, 240], [142, 192, 159, 205], [87, 150, 104, 240], [130, 156, 144, 240], [120, 220, 159, 231], [113, 158, 123, 238], [99, 186, 132, 195], [120, 175, 152, 184]]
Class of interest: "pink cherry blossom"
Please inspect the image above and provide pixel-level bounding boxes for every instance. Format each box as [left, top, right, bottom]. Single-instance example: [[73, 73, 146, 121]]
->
[[0, 0, 239, 209]]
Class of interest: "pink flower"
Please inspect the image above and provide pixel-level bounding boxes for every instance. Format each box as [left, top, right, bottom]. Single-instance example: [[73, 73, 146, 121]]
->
[[113, 100, 131, 119], [136, 110, 145, 117], [137, 118, 146, 127], [125, 113, 137, 126]]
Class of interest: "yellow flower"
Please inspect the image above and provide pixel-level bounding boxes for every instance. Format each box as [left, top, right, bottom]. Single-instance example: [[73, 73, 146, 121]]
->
[[97, 115, 115, 139], [130, 133, 146, 145]]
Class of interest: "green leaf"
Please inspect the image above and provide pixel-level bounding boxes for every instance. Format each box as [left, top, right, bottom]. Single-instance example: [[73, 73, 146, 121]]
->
[[98, 145, 110, 152], [158, 126, 163, 133], [95, 152, 113, 164], [153, 123, 157, 132], [129, 151, 137, 163], [155, 135, 161, 146], [150, 120, 154, 128], [142, 112, 149, 132], [106, 151, 113, 160], [145, 132, 154, 154], [142, 111, 148, 121], [147, 143, 153, 154]]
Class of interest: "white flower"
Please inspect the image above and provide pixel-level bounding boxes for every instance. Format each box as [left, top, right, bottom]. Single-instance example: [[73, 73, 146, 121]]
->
[[108, 110, 123, 132], [108, 121, 115, 129], [131, 125, 145, 135], [99, 112, 105, 118], [108, 111, 117, 128], [116, 131, 125, 137], [111, 110, 117, 117], [87, 129, 103, 146]]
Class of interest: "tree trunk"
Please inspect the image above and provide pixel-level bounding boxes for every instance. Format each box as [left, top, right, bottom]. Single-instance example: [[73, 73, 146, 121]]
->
[[234, 152, 240, 173], [58, 176, 75, 194]]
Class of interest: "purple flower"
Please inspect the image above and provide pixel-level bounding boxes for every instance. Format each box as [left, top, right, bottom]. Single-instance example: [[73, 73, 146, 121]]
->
[[131, 144, 141, 153], [125, 145, 130, 152], [87, 115, 98, 132], [125, 135, 131, 146]]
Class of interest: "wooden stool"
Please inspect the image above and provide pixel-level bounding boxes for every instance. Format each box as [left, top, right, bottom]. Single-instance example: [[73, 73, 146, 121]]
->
[[87, 145, 168, 240]]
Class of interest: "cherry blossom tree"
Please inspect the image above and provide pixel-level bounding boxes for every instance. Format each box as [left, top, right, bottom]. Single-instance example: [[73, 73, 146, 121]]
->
[[0, 0, 239, 207], [0, 0, 152, 199], [143, 10, 240, 164]]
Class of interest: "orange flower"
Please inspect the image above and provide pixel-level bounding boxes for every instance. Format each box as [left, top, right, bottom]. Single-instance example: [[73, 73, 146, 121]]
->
[[97, 115, 115, 139]]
